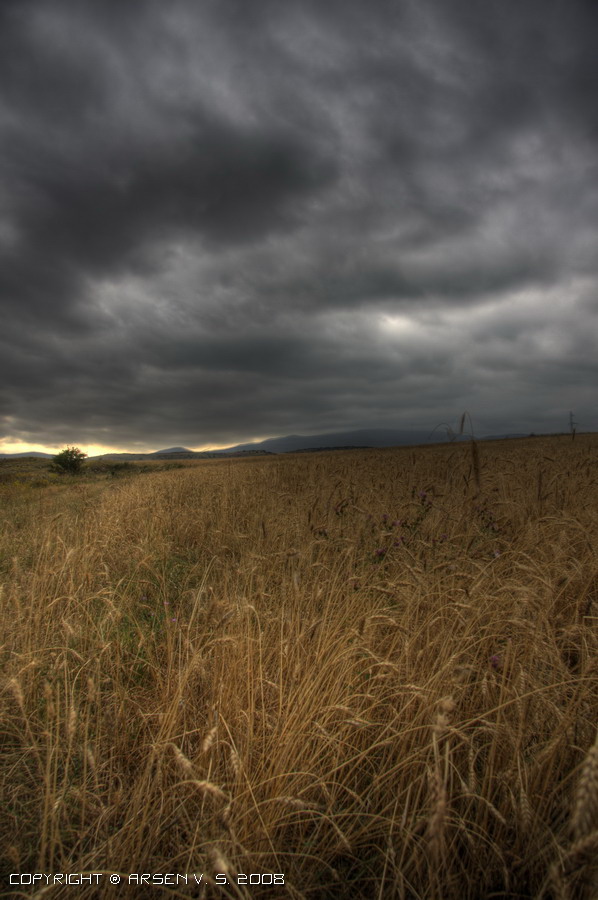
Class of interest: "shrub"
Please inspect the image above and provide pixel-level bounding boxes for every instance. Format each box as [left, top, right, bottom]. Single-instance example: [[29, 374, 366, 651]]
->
[[52, 446, 87, 474]]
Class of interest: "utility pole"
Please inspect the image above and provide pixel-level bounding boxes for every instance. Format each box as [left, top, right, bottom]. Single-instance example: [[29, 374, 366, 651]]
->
[[569, 411, 576, 441]]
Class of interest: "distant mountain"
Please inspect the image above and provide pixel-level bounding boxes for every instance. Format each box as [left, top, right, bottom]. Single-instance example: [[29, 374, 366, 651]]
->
[[481, 433, 529, 441], [92, 447, 197, 460], [0, 451, 53, 458], [90, 453, 150, 460], [0, 430, 555, 462], [87, 430, 539, 461], [150, 447, 193, 455], [220, 428, 473, 453], [220, 429, 421, 453]]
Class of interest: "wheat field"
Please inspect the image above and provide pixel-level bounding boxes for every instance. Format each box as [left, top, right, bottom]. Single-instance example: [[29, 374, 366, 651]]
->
[[1, 435, 597, 898]]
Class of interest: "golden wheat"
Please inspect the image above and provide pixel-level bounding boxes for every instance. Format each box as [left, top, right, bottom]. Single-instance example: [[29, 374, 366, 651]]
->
[[1, 434, 597, 897], [572, 730, 598, 840]]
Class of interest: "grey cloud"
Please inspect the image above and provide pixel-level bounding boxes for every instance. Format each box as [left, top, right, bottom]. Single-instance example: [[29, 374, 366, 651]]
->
[[1, 0, 597, 451]]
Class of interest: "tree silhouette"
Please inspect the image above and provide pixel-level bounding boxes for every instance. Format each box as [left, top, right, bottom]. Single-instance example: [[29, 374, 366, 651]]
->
[[53, 446, 87, 474]]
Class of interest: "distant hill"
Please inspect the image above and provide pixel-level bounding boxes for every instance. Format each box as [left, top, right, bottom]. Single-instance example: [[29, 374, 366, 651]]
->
[[0, 451, 53, 458], [0, 430, 563, 461], [480, 433, 529, 441], [93, 448, 274, 461], [218, 428, 526, 454], [221, 429, 431, 453], [150, 447, 193, 455]]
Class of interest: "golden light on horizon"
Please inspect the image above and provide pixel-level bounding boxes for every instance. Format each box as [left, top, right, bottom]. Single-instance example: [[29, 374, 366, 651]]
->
[[0, 440, 248, 457], [0, 440, 122, 457]]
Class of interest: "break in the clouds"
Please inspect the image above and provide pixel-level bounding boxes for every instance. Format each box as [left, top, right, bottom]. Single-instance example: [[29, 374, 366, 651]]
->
[[1, 0, 597, 452]]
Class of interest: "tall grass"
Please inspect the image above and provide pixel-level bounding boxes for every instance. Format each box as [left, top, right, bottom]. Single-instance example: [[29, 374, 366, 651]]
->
[[1, 435, 597, 898]]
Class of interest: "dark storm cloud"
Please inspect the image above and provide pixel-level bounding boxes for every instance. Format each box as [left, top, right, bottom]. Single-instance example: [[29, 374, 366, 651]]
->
[[1, 0, 597, 451]]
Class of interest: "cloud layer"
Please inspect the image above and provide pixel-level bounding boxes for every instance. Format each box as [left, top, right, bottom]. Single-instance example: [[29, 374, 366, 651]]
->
[[1, 0, 597, 451]]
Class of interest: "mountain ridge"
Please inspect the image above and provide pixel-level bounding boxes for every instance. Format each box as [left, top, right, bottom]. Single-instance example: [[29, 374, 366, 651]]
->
[[0, 451, 54, 458], [0, 429, 553, 460]]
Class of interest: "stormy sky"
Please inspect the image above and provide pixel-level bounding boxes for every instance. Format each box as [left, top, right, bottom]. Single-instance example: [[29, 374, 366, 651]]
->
[[1, 0, 597, 453]]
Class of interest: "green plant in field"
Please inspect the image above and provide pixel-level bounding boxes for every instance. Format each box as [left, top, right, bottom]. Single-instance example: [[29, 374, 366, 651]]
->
[[52, 446, 87, 474]]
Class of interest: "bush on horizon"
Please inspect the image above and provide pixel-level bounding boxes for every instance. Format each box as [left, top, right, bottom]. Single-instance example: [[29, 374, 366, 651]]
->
[[52, 446, 87, 474]]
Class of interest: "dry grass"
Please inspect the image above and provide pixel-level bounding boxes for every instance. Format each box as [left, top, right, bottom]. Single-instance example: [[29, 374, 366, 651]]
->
[[1, 434, 597, 898]]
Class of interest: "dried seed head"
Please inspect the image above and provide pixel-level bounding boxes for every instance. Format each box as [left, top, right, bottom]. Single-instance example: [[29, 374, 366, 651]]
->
[[219, 804, 232, 827], [274, 796, 323, 811], [433, 696, 455, 737], [426, 766, 447, 863], [8, 678, 24, 708], [572, 731, 598, 840], [202, 725, 218, 754], [43, 681, 55, 717], [452, 664, 475, 685], [208, 846, 236, 878], [86, 677, 97, 703], [229, 748, 241, 778], [67, 702, 77, 739], [86, 747, 96, 772], [171, 744, 195, 776], [551, 829, 598, 899], [467, 745, 477, 793], [194, 780, 227, 801], [520, 789, 532, 830], [6, 844, 20, 867]]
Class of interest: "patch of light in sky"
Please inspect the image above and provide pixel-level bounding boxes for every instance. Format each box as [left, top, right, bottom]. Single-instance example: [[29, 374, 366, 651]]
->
[[378, 313, 420, 335]]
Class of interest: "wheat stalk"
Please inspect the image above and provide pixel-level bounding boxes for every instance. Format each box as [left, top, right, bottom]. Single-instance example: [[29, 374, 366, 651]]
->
[[208, 845, 236, 879], [426, 765, 447, 865], [550, 830, 598, 900], [572, 730, 598, 840], [202, 725, 218, 754], [171, 743, 195, 776], [194, 780, 228, 801]]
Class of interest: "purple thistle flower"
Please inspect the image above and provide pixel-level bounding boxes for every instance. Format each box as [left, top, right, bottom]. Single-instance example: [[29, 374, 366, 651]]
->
[[490, 654, 501, 670]]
